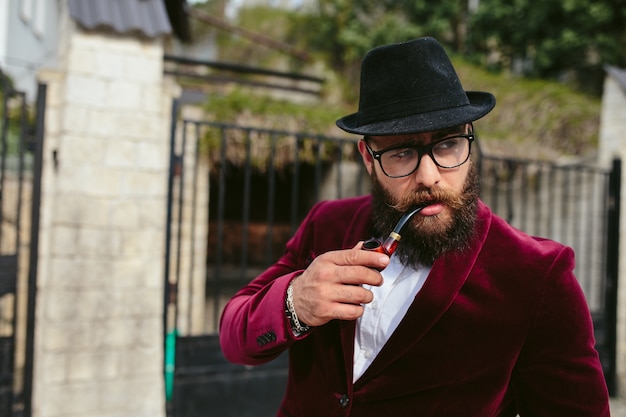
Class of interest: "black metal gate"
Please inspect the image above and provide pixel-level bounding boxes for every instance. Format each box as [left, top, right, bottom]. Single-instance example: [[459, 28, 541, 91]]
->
[[164, 110, 620, 416], [0, 73, 44, 417]]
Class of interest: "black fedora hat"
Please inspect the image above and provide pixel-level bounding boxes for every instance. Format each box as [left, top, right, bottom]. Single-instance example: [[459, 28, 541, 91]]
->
[[336, 37, 495, 136]]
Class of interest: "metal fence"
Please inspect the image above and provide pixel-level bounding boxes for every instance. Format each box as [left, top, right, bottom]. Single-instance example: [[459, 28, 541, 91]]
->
[[0, 74, 44, 417]]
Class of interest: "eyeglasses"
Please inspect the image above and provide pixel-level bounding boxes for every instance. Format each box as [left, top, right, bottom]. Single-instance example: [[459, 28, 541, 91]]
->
[[364, 133, 474, 178]]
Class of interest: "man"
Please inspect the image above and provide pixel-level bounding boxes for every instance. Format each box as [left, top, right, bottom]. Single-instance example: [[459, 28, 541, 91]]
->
[[219, 37, 609, 416]]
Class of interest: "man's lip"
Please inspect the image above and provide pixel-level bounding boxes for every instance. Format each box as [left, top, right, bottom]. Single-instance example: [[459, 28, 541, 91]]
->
[[419, 202, 444, 216]]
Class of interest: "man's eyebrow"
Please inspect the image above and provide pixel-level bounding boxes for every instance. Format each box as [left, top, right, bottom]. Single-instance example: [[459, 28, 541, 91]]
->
[[431, 126, 465, 140], [365, 125, 465, 149], [400, 129, 464, 147]]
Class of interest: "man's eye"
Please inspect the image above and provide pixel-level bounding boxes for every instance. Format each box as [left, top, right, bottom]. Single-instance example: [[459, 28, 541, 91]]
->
[[388, 148, 416, 160], [435, 137, 461, 151]]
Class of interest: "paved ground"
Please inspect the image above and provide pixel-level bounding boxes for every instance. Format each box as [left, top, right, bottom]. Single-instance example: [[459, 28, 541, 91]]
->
[[611, 398, 626, 416]]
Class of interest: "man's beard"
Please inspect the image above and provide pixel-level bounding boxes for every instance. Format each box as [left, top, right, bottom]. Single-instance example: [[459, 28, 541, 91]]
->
[[370, 163, 480, 267]]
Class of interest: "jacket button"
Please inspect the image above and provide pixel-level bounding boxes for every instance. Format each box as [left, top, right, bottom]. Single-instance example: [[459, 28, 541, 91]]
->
[[339, 394, 349, 408], [256, 331, 276, 346]]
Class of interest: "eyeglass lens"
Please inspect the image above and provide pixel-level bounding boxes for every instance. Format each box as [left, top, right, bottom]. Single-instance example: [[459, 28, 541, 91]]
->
[[378, 136, 471, 177]]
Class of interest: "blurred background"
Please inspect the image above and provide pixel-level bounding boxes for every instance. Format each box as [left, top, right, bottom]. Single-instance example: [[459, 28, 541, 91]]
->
[[1, 0, 625, 416]]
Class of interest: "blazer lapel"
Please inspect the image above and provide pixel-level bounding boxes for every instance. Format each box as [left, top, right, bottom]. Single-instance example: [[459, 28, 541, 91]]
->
[[355, 204, 492, 386]]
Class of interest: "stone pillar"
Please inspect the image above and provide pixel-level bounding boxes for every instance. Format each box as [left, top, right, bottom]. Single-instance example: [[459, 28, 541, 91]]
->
[[168, 107, 210, 336], [599, 71, 626, 396], [34, 26, 178, 416]]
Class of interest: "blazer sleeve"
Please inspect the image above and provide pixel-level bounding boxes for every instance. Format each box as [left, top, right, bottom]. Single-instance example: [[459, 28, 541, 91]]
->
[[218, 202, 323, 366], [512, 245, 610, 416]]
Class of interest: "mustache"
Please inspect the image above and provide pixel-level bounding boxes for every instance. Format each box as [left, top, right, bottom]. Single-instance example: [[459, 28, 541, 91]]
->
[[387, 186, 466, 213]]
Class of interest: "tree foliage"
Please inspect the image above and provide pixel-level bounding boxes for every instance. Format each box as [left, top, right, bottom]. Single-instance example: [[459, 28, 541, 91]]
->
[[286, 0, 479, 99], [284, 0, 626, 95], [466, 0, 626, 94], [193, 0, 626, 95]]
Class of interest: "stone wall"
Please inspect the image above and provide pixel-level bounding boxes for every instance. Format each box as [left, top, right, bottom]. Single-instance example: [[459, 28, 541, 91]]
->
[[34, 23, 178, 416]]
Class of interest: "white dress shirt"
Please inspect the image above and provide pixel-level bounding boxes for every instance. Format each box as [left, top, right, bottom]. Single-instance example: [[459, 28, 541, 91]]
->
[[353, 254, 431, 382]]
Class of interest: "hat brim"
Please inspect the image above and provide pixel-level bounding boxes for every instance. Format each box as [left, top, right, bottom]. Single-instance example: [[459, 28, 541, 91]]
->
[[336, 92, 496, 136]]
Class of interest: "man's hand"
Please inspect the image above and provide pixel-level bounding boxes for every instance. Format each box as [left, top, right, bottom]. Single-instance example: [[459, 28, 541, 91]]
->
[[290, 243, 389, 327]]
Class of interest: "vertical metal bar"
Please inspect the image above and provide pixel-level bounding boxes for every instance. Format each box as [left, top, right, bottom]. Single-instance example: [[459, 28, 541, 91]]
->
[[520, 163, 528, 231], [23, 82, 47, 417], [186, 123, 201, 332], [164, 117, 189, 407], [314, 137, 322, 203], [603, 159, 620, 395], [571, 168, 583, 291], [172, 121, 188, 333], [533, 165, 543, 236], [569, 167, 576, 246], [0, 79, 9, 245], [163, 99, 181, 410], [356, 140, 367, 197], [560, 166, 570, 244], [474, 137, 484, 195], [290, 135, 301, 233], [579, 169, 591, 298], [15, 92, 26, 252], [163, 99, 179, 340], [504, 160, 515, 224], [265, 133, 277, 265], [241, 129, 252, 279], [213, 127, 228, 330], [548, 166, 556, 238], [335, 145, 343, 199], [490, 159, 500, 214]]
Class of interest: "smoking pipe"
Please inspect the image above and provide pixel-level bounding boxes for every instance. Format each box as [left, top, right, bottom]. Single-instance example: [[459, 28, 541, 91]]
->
[[362, 205, 427, 256]]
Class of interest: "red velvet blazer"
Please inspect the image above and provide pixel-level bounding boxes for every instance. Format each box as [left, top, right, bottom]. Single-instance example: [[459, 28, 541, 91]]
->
[[220, 196, 609, 416]]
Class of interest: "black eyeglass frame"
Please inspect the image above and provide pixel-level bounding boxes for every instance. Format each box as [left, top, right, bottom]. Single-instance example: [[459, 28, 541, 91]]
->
[[364, 132, 475, 178]]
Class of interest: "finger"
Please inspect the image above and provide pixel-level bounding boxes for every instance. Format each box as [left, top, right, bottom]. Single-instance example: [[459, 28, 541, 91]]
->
[[302, 301, 366, 326], [341, 247, 390, 270], [332, 283, 375, 305], [331, 303, 366, 321], [334, 265, 383, 287]]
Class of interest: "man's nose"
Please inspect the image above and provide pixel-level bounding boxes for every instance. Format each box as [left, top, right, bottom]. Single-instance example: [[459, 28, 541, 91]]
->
[[412, 153, 441, 188]]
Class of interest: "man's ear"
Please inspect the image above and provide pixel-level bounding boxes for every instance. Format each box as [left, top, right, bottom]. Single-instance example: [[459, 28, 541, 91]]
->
[[357, 139, 374, 175]]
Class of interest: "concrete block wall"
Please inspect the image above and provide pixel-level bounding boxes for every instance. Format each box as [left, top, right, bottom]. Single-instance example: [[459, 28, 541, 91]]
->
[[34, 27, 178, 417], [599, 74, 626, 395]]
